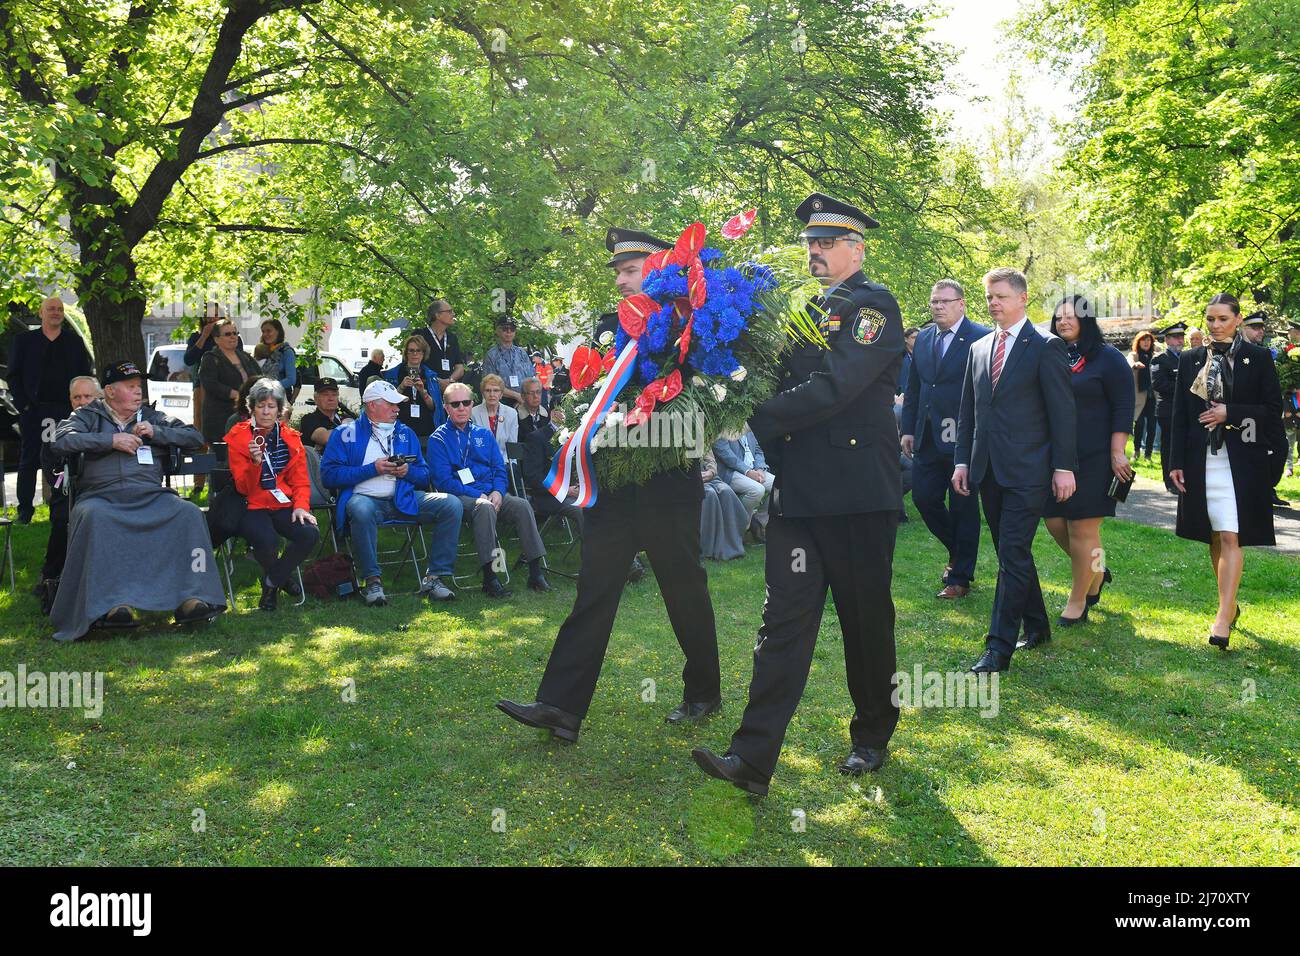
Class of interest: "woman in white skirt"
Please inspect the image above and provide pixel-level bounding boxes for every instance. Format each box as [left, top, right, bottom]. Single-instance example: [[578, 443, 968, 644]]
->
[[1169, 294, 1286, 649]]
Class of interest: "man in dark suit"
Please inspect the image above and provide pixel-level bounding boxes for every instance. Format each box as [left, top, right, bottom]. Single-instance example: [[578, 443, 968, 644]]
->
[[952, 268, 1077, 673], [1150, 321, 1186, 493], [901, 279, 991, 598], [497, 227, 721, 742], [692, 192, 905, 796]]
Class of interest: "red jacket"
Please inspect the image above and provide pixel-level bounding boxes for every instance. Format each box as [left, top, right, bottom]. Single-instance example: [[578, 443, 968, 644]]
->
[[224, 420, 311, 511]]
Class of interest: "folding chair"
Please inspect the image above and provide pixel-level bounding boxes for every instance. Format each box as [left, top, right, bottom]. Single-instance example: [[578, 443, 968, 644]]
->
[[505, 441, 579, 580], [303, 446, 340, 555]]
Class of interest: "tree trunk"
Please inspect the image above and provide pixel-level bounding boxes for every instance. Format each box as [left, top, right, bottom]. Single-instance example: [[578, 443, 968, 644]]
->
[[70, 212, 149, 370]]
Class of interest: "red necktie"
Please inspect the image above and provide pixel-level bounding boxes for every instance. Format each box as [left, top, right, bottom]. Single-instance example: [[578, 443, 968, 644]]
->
[[990, 330, 1009, 390]]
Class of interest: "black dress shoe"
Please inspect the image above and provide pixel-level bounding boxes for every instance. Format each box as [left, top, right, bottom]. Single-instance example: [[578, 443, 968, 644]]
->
[[970, 648, 1011, 673], [527, 574, 553, 593], [258, 581, 278, 612], [280, 575, 303, 599], [16, 510, 33, 525], [482, 577, 512, 598], [840, 745, 887, 775], [496, 699, 581, 742], [691, 748, 769, 796], [665, 695, 721, 724], [1086, 568, 1112, 607], [627, 556, 646, 584], [1055, 607, 1087, 627], [1016, 630, 1051, 650]]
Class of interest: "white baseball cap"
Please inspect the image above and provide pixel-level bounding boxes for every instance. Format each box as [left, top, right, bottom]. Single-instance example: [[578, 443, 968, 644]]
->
[[362, 379, 409, 404]]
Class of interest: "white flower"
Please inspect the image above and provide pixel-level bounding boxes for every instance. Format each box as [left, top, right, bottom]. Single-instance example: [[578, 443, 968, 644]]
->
[[558, 428, 572, 444], [691, 375, 708, 387], [575, 403, 590, 414], [604, 411, 625, 429], [730, 365, 748, 382], [712, 383, 728, 402], [598, 331, 614, 346]]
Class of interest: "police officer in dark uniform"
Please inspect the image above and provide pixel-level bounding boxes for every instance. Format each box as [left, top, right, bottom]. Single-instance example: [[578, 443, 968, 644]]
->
[[692, 193, 905, 795], [1150, 321, 1186, 493], [496, 227, 722, 742], [592, 229, 673, 345]]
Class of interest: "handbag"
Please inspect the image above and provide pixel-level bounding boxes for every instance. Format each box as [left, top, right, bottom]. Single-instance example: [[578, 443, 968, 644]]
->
[[206, 482, 247, 549]]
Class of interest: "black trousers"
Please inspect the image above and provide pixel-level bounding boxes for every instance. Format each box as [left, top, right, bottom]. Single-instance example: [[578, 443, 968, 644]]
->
[[728, 511, 899, 780], [1134, 398, 1157, 457], [41, 486, 69, 580], [1157, 413, 1173, 488], [979, 477, 1050, 656], [536, 483, 720, 719], [912, 449, 981, 587], [17, 402, 69, 516], [237, 507, 320, 588]]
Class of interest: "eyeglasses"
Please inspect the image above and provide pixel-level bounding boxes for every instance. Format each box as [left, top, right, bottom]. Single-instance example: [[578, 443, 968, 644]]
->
[[929, 298, 962, 307], [800, 237, 860, 251], [446, 399, 473, 408], [219, 331, 238, 338]]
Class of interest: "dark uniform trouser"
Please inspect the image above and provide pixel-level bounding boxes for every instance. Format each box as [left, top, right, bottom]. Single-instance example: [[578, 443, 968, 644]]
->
[[536, 492, 720, 719], [18, 402, 69, 516], [1157, 413, 1173, 487], [979, 477, 1050, 656], [728, 511, 899, 781], [912, 447, 981, 587]]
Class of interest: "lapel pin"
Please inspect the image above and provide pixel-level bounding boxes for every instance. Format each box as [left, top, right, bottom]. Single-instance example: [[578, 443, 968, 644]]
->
[[1243, 357, 1250, 364]]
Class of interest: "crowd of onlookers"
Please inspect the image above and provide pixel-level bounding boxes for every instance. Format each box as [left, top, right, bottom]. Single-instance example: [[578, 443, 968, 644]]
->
[[11, 289, 1293, 644]]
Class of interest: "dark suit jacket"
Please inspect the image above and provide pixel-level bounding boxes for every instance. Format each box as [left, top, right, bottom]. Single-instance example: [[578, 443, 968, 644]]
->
[[750, 270, 904, 517], [901, 317, 991, 460], [955, 321, 1077, 487], [1150, 348, 1180, 418]]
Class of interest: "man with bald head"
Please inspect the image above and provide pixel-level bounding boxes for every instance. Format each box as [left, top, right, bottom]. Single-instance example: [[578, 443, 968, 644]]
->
[[9, 297, 93, 523]]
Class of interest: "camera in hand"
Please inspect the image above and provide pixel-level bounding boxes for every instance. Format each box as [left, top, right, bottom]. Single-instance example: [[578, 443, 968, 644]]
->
[[388, 454, 419, 466]]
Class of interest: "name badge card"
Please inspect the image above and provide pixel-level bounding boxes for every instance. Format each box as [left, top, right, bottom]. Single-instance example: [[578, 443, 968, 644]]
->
[[409, 404, 420, 418], [441, 359, 451, 372], [270, 488, 291, 505], [457, 467, 475, 485], [509, 375, 520, 387], [136, 445, 154, 465]]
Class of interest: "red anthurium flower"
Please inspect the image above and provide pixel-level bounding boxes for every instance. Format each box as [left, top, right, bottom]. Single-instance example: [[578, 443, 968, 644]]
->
[[569, 345, 603, 391], [678, 315, 694, 364], [642, 249, 671, 277], [656, 368, 683, 403], [721, 208, 757, 239], [618, 293, 657, 339], [601, 349, 616, 371]]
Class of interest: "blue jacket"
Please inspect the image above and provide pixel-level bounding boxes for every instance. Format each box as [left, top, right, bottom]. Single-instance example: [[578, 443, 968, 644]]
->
[[428, 422, 507, 497], [901, 317, 992, 460], [320, 415, 431, 530], [713, 432, 768, 484], [262, 342, 297, 390]]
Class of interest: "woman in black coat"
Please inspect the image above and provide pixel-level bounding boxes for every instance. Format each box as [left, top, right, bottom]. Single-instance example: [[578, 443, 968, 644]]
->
[[1169, 294, 1286, 649], [198, 319, 261, 444], [1043, 296, 1135, 625]]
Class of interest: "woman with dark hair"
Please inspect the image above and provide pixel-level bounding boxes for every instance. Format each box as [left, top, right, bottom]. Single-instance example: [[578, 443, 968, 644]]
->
[[198, 319, 261, 446], [1129, 329, 1158, 460], [1043, 295, 1135, 626], [1169, 293, 1285, 649], [258, 319, 298, 393]]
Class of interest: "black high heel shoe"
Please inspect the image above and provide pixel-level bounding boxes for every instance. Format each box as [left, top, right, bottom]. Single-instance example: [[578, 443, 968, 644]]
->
[[1057, 607, 1088, 627], [1209, 631, 1230, 650], [1085, 568, 1113, 608]]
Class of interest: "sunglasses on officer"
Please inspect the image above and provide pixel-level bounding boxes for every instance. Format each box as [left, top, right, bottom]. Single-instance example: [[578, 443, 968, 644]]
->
[[446, 399, 473, 408]]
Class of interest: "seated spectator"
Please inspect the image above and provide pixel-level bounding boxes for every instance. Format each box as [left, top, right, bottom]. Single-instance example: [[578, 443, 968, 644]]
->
[[298, 377, 355, 453], [358, 348, 385, 391], [257, 318, 297, 394], [428, 382, 550, 597], [471, 373, 519, 453], [516, 377, 555, 440], [383, 335, 444, 441], [699, 449, 750, 560], [225, 379, 320, 611], [38, 375, 101, 604], [713, 428, 774, 542], [321, 379, 462, 606], [514, 399, 583, 534], [49, 360, 226, 640]]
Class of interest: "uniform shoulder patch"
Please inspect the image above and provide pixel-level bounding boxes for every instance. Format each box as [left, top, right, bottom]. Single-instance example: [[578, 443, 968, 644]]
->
[[852, 307, 887, 344]]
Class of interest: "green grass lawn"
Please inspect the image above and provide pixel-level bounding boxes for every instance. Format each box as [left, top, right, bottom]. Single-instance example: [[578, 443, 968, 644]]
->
[[1, 497, 1297, 866]]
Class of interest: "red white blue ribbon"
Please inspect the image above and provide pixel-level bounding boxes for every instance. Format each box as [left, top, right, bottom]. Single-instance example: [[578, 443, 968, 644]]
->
[[544, 339, 640, 508]]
